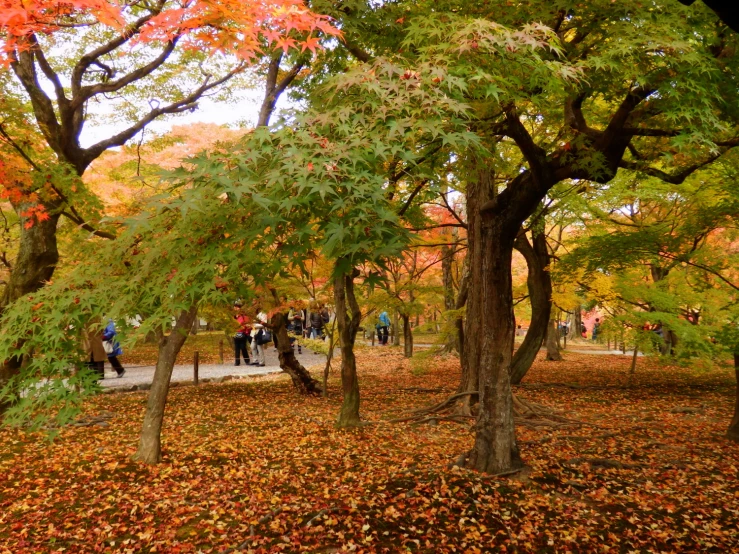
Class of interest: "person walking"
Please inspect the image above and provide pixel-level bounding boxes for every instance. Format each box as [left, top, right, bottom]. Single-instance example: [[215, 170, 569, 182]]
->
[[592, 318, 601, 342], [379, 311, 391, 345], [233, 303, 252, 366], [251, 308, 268, 367], [82, 323, 107, 381], [102, 319, 125, 377]]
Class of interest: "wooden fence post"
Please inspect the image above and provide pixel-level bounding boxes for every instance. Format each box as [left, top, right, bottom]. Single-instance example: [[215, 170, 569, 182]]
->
[[194, 351, 199, 385], [219, 339, 224, 365]]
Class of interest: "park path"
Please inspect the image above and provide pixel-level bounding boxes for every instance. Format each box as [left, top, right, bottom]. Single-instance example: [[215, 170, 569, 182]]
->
[[99, 345, 327, 390]]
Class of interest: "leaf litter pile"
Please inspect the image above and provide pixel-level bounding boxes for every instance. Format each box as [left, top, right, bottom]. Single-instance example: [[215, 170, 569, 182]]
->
[[1, 350, 738, 553]]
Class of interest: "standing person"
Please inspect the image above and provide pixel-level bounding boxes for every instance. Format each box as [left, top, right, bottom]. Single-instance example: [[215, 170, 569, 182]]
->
[[379, 310, 391, 345], [251, 307, 268, 367], [592, 318, 601, 342], [309, 306, 324, 339], [581, 322, 587, 338], [103, 319, 125, 377], [233, 303, 251, 366], [82, 323, 106, 381]]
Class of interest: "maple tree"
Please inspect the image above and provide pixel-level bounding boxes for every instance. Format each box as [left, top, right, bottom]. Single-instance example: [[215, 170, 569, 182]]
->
[[0, 0, 337, 401]]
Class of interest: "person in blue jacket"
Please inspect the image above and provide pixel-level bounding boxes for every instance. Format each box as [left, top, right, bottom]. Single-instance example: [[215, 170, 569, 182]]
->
[[103, 320, 126, 378], [379, 311, 391, 345]]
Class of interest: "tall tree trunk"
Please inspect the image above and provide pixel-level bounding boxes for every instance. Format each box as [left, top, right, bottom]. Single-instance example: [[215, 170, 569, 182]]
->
[[544, 316, 562, 361], [510, 230, 552, 384], [568, 305, 582, 340], [134, 306, 198, 464], [271, 311, 321, 394], [335, 265, 362, 428], [463, 215, 523, 474], [458, 165, 495, 417], [401, 314, 413, 358], [728, 354, 739, 442]]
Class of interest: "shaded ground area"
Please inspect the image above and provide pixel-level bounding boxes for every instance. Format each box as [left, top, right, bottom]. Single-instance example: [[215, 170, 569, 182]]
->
[[0, 351, 737, 552]]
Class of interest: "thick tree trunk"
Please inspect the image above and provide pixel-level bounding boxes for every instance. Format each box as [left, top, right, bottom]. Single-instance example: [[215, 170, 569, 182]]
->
[[401, 314, 413, 358], [335, 265, 362, 428], [134, 306, 198, 464], [392, 312, 400, 346], [510, 231, 551, 384], [0, 209, 61, 406], [463, 217, 523, 474], [458, 166, 495, 416], [271, 311, 321, 394], [545, 317, 563, 361]]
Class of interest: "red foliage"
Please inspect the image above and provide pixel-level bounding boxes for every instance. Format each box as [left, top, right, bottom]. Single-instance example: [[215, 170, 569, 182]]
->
[[0, 0, 338, 64]]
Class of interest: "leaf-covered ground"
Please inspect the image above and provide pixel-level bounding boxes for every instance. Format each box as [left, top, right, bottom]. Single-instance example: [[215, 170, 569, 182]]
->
[[1, 350, 737, 553]]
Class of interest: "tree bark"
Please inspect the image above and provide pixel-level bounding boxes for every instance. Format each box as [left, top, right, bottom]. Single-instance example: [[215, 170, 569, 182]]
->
[[568, 305, 582, 341], [727, 354, 739, 442], [401, 313, 413, 358], [510, 230, 552, 384], [134, 306, 198, 464], [463, 216, 523, 474], [0, 209, 60, 310], [544, 317, 563, 361], [0, 208, 60, 402], [335, 265, 362, 428], [271, 311, 321, 395], [392, 311, 400, 346], [457, 164, 495, 416]]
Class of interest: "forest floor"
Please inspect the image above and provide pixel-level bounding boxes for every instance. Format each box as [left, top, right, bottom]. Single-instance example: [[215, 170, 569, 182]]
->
[[0, 350, 737, 553]]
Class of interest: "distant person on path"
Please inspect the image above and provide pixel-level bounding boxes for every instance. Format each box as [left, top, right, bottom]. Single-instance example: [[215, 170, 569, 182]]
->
[[233, 303, 251, 366], [82, 323, 106, 381], [102, 319, 125, 377], [379, 311, 391, 345], [251, 308, 268, 367], [581, 322, 587, 338], [309, 306, 324, 339], [592, 318, 601, 341]]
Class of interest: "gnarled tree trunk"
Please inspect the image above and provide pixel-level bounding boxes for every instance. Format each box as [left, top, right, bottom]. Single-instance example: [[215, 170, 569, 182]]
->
[[568, 305, 582, 341], [271, 311, 321, 394], [134, 306, 198, 464], [335, 265, 362, 428], [510, 230, 552, 384]]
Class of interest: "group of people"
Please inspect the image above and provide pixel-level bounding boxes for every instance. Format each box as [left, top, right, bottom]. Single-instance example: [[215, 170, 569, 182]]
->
[[233, 303, 270, 367], [233, 302, 331, 366], [82, 319, 125, 381]]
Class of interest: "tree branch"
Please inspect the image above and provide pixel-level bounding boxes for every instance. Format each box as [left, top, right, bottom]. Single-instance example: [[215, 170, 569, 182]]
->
[[81, 65, 243, 167]]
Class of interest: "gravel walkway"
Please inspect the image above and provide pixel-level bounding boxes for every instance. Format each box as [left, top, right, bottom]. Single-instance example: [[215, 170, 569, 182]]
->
[[99, 345, 327, 390]]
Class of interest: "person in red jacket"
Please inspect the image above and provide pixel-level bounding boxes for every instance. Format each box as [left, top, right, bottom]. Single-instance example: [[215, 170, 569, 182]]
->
[[233, 302, 252, 366]]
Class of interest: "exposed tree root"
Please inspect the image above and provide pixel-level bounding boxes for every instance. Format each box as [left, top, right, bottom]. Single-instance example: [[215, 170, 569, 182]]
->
[[391, 391, 588, 429]]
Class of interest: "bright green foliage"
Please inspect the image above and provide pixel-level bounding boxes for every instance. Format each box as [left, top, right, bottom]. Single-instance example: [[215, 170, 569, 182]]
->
[[559, 154, 739, 360]]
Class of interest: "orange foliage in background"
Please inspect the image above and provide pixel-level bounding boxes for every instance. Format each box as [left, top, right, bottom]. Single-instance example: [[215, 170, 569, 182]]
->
[[84, 123, 246, 212]]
